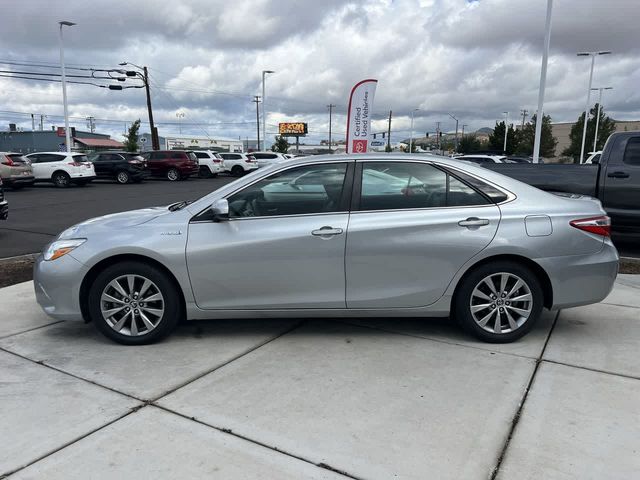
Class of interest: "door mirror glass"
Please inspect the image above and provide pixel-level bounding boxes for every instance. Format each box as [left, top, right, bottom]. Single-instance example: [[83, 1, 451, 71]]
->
[[211, 199, 229, 222]]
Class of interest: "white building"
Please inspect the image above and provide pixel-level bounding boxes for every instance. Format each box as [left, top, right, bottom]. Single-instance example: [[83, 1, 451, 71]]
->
[[138, 133, 244, 152]]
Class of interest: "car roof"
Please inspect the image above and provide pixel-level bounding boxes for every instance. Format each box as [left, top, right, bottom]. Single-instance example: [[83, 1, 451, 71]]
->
[[26, 151, 85, 155]]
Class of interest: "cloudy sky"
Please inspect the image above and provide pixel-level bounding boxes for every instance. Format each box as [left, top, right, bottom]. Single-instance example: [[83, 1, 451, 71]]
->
[[0, 0, 638, 145]]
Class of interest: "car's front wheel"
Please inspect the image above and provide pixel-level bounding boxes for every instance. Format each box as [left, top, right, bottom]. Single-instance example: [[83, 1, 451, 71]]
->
[[454, 261, 543, 343], [88, 261, 181, 345]]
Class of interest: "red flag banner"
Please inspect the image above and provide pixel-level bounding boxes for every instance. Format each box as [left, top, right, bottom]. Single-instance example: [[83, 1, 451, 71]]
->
[[346, 79, 378, 154]]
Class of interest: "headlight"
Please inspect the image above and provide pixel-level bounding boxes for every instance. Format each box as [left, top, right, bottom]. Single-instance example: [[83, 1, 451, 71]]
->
[[44, 239, 86, 261]]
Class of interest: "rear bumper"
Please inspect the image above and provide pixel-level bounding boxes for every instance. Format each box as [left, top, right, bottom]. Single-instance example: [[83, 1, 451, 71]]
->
[[71, 175, 95, 183], [537, 242, 619, 310], [0, 200, 8, 220], [33, 253, 87, 321], [3, 175, 35, 186]]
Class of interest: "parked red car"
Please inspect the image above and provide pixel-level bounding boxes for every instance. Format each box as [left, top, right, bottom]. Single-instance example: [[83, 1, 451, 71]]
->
[[141, 150, 200, 181]]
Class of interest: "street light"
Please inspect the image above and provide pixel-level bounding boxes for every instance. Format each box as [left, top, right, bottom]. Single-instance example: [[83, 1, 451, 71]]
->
[[577, 51, 611, 163], [261, 70, 275, 151], [503, 112, 509, 153], [58, 20, 76, 154], [409, 108, 419, 153], [448, 113, 459, 151], [590, 86, 613, 155]]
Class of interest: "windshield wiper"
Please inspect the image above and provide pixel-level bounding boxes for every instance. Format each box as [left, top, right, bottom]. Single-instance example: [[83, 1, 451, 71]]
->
[[168, 200, 192, 212]]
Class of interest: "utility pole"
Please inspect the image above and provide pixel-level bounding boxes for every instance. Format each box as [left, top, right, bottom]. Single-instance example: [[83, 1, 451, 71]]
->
[[448, 113, 459, 152], [503, 112, 509, 153], [520, 109, 528, 129], [387, 110, 392, 151], [142, 67, 159, 150], [86, 116, 95, 133], [327, 104, 335, 152], [436, 121, 441, 151], [40, 114, 44, 131], [253, 96, 261, 151], [533, 0, 553, 163], [462, 124, 468, 138], [31, 114, 35, 131]]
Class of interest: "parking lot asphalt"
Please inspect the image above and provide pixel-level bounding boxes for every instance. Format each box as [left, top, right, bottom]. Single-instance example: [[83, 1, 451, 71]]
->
[[1, 175, 638, 259], [1, 275, 638, 479], [0, 176, 236, 258]]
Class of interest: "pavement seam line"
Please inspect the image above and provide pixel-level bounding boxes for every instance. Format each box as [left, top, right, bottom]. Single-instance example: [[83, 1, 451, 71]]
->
[[0, 346, 144, 402], [332, 317, 541, 361], [489, 309, 561, 480], [152, 403, 365, 480], [540, 358, 640, 381], [149, 319, 308, 403], [0, 405, 146, 479], [599, 301, 640, 310], [0, 320, 64, 340], [0, 227, 56, 237]]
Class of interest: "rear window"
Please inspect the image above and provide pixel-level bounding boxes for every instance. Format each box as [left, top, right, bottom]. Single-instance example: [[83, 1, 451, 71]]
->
[[73, 155, 89, 163], [6, 154, 26, 163], [194, 152, 208, 159], [220, 153, 240, 160]]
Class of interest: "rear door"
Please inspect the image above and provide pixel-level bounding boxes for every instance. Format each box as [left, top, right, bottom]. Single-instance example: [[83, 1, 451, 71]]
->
[[601, 135, 640, 229], [147, 152, 168, 175], [37, 154, 66, 179], [346, 160, 501, 308], [89, 153, 109, 177]]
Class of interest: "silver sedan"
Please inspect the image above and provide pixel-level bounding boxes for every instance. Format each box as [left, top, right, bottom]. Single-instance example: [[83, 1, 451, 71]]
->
[[34, 154, 618, 345]]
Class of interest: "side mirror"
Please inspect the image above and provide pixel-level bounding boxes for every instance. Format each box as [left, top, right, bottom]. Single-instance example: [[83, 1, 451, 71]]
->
[[211, 198, 229, 222]]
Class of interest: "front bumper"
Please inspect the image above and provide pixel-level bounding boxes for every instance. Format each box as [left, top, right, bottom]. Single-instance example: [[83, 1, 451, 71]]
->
[[0, 200, 7, 220], [33, 253, 88, 321], [537, 242, 619, 310]]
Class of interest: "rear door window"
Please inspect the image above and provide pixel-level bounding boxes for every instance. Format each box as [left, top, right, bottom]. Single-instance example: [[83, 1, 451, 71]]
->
[[194, 152, 208, 159], [149, 152, 167, 160], [358, 162, 490, 211]]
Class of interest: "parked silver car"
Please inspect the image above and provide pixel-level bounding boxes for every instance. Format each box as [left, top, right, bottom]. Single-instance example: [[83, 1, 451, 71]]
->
[[33, 154, 618, 345]]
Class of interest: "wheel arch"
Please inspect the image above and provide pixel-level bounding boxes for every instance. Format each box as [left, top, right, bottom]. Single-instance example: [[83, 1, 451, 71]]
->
[[452, 254, 553, 310], [79, 253, 187, 323], [51, 169, 70, 179]]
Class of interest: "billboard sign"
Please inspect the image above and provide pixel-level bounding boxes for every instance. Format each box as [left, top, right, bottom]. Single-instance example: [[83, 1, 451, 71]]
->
[[279, 123, 308, 136], [346, 79, 378, 154]]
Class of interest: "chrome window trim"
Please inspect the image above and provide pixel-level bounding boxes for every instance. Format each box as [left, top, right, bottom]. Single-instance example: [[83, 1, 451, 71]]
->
[[190, 210, 350, 224]]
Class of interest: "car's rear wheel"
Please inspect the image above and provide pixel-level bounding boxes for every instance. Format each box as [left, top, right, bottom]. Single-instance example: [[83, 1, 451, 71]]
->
[[116, 170, 131, 184], [199, 166, 212, 178], [454, 261, 543, 343], [88, 261, 181, 345], [52, 171, 70, 188], [166, 168, 180, 181], [231, 165, 244, 177]]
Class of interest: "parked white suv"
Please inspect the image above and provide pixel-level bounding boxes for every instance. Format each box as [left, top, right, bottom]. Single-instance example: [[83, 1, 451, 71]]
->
[[219, 153, 259, 176], [25, 152, 96, 187], [455, 154, 507, 165], [250, 151, 289, 168], [192, 150, 224, 178]]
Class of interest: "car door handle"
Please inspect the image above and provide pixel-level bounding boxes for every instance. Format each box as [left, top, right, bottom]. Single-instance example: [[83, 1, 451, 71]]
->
[[311, 226, 344, 237], [607, 171, 630, 179], [458, 217, 490, 227]]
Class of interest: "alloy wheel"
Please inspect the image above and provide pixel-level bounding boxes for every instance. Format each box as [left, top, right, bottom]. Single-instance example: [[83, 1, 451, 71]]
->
[[167, 169, 179, 181], [117, 171, 129, 184], [469, 272, 533, 334], [100, 274, 165, 336], [53, 173, 69, 187]]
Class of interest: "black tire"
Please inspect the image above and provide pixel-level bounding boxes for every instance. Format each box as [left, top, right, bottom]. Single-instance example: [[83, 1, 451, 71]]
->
[[199, 166, 212, 178], [454, 261, 543, 343], [11, 184, 24, 190], [88, 261, 182, 345], [231, 165, 244, 177], [116, 170, 131, 184], [75, 180, 90, 187], [166, 168, 180, 181], [52, 171, 70, 188]]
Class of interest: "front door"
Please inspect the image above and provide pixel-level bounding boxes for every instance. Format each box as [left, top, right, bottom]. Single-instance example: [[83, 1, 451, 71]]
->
[[601, 134, 640, 230], [346, 161, 501, 308], [186, 161, 354, 309]]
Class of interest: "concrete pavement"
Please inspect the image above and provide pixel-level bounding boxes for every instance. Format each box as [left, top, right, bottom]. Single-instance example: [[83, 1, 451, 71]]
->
[[1, 276, 638, 479]]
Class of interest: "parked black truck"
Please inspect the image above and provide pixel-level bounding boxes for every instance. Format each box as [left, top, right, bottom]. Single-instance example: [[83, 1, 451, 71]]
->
[[484, 131, 640, 233]]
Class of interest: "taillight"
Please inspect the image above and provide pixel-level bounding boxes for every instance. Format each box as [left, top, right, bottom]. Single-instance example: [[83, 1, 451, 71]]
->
[[213, 159, 221, 163], [246, 156, 255, 163], [1, 155, 14, 166], [570, 215, 611, 237], [68, 162, 84, 166]]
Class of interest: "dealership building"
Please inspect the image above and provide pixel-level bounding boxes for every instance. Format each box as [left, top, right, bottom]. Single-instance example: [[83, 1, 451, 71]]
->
[[137, 133, 244, 153], [0, 125, 123, 153]]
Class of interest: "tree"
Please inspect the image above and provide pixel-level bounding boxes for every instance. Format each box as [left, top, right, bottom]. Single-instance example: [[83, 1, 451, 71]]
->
[[458, 134, 482, 154], [271, 135, 289, 153], [515, 114, 557, 158], [488, 121, 519, 155], [562, 104, 616, 161], [123, 119, 141, 152]]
